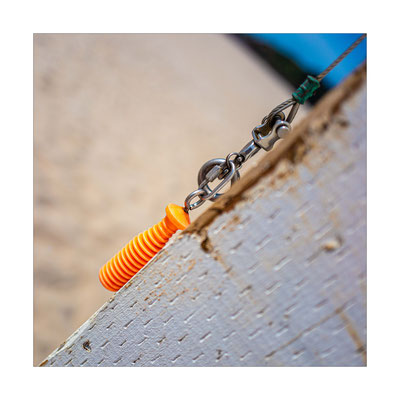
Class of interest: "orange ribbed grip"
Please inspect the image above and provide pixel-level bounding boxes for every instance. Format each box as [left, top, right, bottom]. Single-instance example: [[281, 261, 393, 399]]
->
[[99, 204, 190, 292]]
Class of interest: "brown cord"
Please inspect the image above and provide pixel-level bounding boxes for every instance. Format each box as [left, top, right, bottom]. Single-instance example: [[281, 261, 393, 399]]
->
[[262, 34, 366, 129], [316, 34, 366, 82]]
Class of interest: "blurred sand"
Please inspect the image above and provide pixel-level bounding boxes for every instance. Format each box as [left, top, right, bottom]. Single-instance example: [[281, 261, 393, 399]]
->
[[33, 34, 306, 365]]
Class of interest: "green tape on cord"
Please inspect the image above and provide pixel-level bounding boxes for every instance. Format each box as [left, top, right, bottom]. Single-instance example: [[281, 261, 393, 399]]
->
[[292, 75, 320, 104]]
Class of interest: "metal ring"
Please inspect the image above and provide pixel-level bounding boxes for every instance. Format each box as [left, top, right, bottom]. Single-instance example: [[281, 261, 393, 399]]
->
[[197, 158, 240, 202], [184, 189, 207, 212], [226, 152, 240, 162], [224, 152, 244, 173]]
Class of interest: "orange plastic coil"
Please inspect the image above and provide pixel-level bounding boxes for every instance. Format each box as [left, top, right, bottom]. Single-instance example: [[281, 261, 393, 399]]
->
[[99, 204, 190, 291]]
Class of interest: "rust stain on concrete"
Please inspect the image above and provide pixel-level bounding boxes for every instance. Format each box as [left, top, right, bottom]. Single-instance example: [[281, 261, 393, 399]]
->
[[338, 309, 366, 365]]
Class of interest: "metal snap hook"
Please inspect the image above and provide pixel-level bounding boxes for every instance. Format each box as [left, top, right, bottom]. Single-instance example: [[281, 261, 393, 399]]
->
[[197, 158, 240, 202]]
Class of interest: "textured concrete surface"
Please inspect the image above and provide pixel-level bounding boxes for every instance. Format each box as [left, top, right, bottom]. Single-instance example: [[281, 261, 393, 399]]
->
[[40, 68, 366, 367], [33, 34, 304, 364]]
